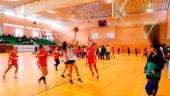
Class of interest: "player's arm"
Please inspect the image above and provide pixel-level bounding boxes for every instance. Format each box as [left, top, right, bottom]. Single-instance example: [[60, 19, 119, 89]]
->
[[51, 49, 57, 56], [59, 51, 62, 56], [47, 51, 51, 56], [35, 51, 43, 58]]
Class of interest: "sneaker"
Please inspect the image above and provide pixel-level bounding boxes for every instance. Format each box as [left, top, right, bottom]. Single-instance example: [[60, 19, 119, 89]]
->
[[97, 75, 99, 79], [3, 74, 5, 80], [92, 72, 94, 77], [61, 74, 65, 78], [55, 68, 58, 71], [77, 78, 83, 82], [69, 79, 74, 84]]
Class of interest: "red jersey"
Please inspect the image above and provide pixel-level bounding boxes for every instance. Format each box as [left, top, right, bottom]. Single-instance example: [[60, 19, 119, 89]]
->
[[112, 48, 115, 54], [80, 48, 84, 53], [37, 49, 49, 68], [74, 49, 79, 55], [122, 48, 124, 53], [53, 51, 60, 59], [10, 51, 18, 64], [87, 46, 96, 65], [144, 50, 147, 54], [138, 49, 140, 54]]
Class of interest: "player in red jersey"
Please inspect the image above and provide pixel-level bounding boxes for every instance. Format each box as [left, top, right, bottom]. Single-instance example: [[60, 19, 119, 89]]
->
[[111, 47, 115, 58], [87, 41, 99, 79], [80, 47, 84, 58], [121, 47, 124, 55], [3, 46, 19, 80], [35, 45, 49, 86], [73, 48, 78, 57], [52, 47, 60, 70]]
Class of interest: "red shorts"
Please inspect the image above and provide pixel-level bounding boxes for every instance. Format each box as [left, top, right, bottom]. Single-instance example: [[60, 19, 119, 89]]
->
[[11, 60, 17, 65], [112, 51, 114, 54], [87, 57, 96, 65], [37, 61, 47, 68]]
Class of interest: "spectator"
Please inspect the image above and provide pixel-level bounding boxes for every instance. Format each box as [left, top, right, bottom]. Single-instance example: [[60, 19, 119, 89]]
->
[[106, 45, 110, 60], [84, 46, 87, 58], [118, 48, 120, 54], [101, 46, 106, 60], [144, 44, 164, 96], [98, 46, 102, 59], [135, 48, 138, 56], [128, 47, 130, 55], [143, 47, 148, 57], [111, 47, 115, 58]]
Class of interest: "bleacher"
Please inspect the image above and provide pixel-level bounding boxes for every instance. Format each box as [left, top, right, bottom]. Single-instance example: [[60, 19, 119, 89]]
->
[[0, 35, 23, 45], [0, 35, 57, 45], [34, 38, 57, 45]]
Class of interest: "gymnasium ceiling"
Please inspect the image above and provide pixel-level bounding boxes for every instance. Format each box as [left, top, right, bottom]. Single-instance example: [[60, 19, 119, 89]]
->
[[0, 0, 169, 22], [39, 0, 170, 20], [0, 0, 38, 8]]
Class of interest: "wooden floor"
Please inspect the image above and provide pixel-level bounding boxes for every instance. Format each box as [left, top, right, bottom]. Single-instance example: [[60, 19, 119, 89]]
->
[[0, 52, 170, 96]]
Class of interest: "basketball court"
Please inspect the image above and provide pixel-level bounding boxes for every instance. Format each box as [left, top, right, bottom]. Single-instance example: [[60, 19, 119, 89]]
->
[[0, 0, 170, 96], [0, 53, 169, 96]]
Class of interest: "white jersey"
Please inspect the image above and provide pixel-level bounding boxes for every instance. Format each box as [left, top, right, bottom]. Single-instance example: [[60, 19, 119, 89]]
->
[[84, 48, 87, 52], [63, 50, 68, 63], [160, 47, 163, 52], [67, 47, 76, 60], [106, 46, 110, 52]]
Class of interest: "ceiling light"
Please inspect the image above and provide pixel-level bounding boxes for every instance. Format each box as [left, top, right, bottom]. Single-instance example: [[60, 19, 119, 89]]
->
[[47, 10, 56, 14], [148, 3, 151, 7], [122, 12, 126, 16], [57, 17, 60, 19], [105, 0, 112, 3], [25, 27, 40, 31], [71, 15, 75, 18], [69, 18, 77, 22], [8, 0, 18, 2], [3, 10, 15, 17], [146, 8, 153, 13], [25, 16, 39, 22], [33, 14, 39, 17], [4, 23, 24, 28]]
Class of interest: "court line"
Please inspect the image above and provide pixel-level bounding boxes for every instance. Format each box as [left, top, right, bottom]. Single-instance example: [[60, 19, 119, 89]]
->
[[32, 63, 115, 96], [36, 87, 92, 96], [131, 74, 145, 96]]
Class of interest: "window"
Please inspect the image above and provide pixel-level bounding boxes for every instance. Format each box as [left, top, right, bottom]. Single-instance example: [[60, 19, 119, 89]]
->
[[15, 28, 23, 37], [32, 30, 39, 37], [106, 32, 115, 38], [46, 32, 53, 40], [92, 33, 98, 39]]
